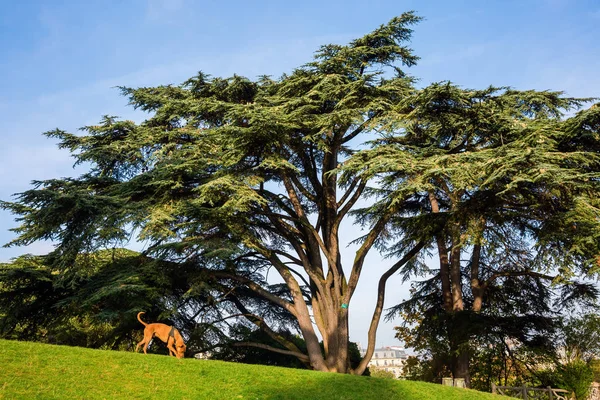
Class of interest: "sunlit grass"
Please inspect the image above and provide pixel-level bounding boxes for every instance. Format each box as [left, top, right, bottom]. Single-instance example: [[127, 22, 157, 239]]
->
[[0, 339, 510, 399]]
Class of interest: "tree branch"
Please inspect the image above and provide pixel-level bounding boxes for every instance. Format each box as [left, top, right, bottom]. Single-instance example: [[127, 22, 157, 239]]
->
[[227, 295, 310, 366], [353, 241, 426, 375], [296, 144, 322, 197], [337, 178, 359, 208], [345, 211, 393, 301], [282, 174, 337, 269], [212, 271, 297, 317], [342, 114, 380, 144], [337, 179, 367, 222], [482, 270, 556, 290], [290, 173, 317, 202]]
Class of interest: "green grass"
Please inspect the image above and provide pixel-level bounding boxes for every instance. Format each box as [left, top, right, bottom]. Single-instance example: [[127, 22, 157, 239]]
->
[[0, 339, 509, 399]]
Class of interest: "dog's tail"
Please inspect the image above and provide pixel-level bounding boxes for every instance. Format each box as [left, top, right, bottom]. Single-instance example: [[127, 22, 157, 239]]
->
[[137, 311, 148, 327]]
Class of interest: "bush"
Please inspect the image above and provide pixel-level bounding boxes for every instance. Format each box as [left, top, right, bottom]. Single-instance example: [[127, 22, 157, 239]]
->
[[370, 368, 396, 379], [589, 359, 600, 382], [558, 360, 594, 400]]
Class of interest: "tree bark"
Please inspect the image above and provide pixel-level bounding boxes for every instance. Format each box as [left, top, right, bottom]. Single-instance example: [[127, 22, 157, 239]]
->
[[453, 346, 471, 388], [428, 192, 453, 311], [449, 222, 464, 311]]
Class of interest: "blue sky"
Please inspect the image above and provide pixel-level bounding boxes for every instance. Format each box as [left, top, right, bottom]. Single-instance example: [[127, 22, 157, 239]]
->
[[1, 0, 599, 347]]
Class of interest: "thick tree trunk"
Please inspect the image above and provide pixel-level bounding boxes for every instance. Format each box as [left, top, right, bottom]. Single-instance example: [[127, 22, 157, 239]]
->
[[323, 310, 350, 372], [447, 312, 471, 388], [453, 347, 471, 387]]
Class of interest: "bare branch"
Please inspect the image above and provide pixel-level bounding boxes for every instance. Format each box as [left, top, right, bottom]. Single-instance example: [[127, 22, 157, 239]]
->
[[345, 212, 393, 301], [353, 241, 426, 375], [227, 295, 309, 366], [342, 114, 380, 144], [290, 173, 317, 202], [337, 178, 359, 208], [337, 179, 367, 222], [282, 174, 337, 269], [287, 265, 311, 289], [272, 249, 302, 266], [212, 271, 297, 317]]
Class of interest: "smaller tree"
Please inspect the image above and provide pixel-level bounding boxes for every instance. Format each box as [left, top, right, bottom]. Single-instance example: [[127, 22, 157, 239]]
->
[[557, 313, 600, 364], [0, 249, 227, 353], [539, 361, 594, 400]]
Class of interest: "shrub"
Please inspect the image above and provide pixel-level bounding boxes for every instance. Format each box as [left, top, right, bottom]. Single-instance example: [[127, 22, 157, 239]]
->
[[370, 368, 396, 379], [558, 360, 594, 400]]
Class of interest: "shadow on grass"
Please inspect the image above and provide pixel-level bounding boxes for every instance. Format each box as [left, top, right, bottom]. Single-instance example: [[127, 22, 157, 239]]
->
[[212, 368, 501, 400]]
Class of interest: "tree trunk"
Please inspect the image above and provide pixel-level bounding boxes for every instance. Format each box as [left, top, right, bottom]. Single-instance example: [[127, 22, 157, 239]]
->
[[323, 310, 350, 372], [447, 310, 471, 388], [449, 222, 464, 311], [453, 346, 471, 388], [428, 192, 453, 311]]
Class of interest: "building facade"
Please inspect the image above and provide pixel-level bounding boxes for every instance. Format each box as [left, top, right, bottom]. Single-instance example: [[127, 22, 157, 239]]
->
[[360, 346, 408, 378]]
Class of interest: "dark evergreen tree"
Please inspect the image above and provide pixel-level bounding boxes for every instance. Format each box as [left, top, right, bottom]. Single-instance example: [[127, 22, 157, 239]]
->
[[342, 84, 600, 384], [1, 13, 423, 374]]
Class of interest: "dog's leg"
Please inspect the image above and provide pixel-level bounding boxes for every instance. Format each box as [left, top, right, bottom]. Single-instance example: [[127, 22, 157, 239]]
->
[[166, 337, 177, 357], [135, 341, 143, 353], [137, 334, 152, 355], [136, 335, 150, 354]]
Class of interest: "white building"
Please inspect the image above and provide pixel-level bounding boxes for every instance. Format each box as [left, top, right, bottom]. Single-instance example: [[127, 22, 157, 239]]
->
[[360, 346, 408, 378]]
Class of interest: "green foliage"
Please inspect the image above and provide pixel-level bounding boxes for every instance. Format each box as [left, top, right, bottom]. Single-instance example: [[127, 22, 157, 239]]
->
[[557, 313, 600, 363], [0, 13, 428, 373], [0, 250, 172, 349], [370, 368, 396, 379], [364, 84, 600, 383], [0, 249, 258, 355], [559, 361, 594, 400], [538, 361, 594, 400], [0, 339, 511, 400], [590, 359, 600, 382]]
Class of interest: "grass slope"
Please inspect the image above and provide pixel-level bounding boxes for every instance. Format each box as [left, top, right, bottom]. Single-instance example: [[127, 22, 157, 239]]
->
[[0, 339, 508, 400]]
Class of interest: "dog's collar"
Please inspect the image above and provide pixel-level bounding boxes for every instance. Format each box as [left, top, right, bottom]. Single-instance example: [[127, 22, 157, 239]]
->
[[168, 325, 176, 339]]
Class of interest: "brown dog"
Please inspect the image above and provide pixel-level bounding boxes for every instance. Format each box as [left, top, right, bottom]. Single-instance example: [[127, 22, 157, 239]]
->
[[135, 312, 186, 359]]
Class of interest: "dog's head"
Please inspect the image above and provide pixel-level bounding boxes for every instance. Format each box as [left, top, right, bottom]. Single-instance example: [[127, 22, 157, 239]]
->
[[176, 343, 187, 359]]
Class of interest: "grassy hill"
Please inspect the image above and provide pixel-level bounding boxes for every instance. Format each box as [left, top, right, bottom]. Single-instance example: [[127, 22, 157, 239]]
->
[[0, 339, 509, 399]]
